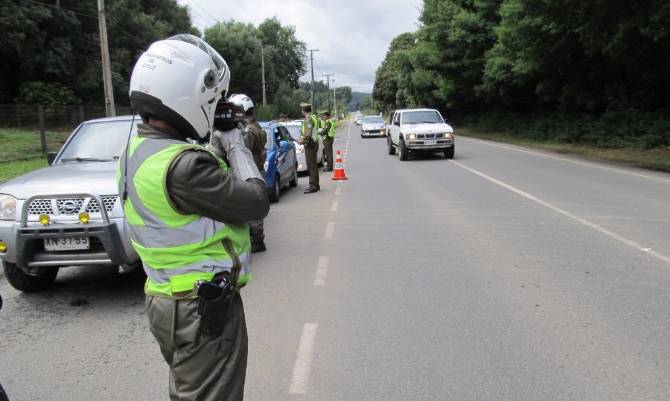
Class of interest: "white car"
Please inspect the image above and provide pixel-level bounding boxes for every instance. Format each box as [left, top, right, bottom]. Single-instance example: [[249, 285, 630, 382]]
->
[[360, 115, 386, 138], [387, 108, 455, 161], [281, 121, 323, 173]]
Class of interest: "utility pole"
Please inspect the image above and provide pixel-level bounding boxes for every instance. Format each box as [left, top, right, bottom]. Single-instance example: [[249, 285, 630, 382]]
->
[[321, 73, 334, 113], [260, 44, 267, 106], [97, 0, 115, 116], [333, 87, 338, 120], [307, 49, 319, 107]]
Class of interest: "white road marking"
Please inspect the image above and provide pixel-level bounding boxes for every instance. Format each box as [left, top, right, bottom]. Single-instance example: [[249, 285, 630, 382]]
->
[[288, 323, 319, 394], [325, 222, 335, 239], [463, 136, 670, 184], [335, 187, 342, 195], [331, 201, 339, 212], [313, 256, 329, 286], [451, 160, 670, 265]]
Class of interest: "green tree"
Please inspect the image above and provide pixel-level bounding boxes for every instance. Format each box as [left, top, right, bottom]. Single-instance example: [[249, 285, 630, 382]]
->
[[0, 0, 194, 105]]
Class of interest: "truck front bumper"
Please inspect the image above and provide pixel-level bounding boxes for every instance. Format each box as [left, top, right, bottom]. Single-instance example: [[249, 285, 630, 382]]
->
[[0, 193, 138, 269], [406, 138, 454, 150]]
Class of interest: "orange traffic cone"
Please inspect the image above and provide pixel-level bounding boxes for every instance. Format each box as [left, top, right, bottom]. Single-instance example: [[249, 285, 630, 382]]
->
[[332, 150, 348, 180]]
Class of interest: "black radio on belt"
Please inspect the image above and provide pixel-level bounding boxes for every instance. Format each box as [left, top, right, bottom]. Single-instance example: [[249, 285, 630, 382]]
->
[[195, 272, 237, 336]]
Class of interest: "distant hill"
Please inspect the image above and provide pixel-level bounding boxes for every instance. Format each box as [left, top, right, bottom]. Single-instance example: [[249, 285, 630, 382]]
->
[[349, 92, 370, 111]]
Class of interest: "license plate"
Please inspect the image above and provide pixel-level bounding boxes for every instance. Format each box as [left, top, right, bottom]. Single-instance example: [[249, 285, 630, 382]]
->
[[44, 237, 90, 251], [424, 140, 437, 145]]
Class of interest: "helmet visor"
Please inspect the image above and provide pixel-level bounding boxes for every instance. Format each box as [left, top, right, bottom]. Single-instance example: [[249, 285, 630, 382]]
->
[[168, 34, 228, 83]]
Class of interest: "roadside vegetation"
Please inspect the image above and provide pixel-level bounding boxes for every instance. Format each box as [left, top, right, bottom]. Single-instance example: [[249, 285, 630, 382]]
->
[[0, 129, 69, 182], [372, 0, 670, 166]]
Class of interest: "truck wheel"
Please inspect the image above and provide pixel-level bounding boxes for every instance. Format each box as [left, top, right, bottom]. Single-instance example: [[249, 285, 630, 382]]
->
[[289, 164, 298, 187], [399, 139, 408, 161], [444, 145, 455, 159], [3, 262, 58, 292], [387, 136, 396, 155], [268, 175, 280, 203]]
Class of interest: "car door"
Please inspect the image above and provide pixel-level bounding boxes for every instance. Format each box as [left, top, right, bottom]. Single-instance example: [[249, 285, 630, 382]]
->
[[276, 126, 292, 183], [391, 112, 401, 144]]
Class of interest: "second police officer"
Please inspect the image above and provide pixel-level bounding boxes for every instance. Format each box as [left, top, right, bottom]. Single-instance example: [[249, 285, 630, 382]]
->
[[228, 94, 268, 253], [319, 110, 336, 172]]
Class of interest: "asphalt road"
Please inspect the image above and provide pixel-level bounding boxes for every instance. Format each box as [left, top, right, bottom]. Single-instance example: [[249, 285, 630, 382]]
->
[[1, 121, 670, 400]]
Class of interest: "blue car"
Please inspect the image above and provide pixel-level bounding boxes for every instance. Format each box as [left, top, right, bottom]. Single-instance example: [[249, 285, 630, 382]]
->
[[259, 121, 298, 202]]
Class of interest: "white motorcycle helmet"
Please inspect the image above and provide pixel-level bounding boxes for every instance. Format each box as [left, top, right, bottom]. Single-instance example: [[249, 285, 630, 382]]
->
[[129, 34, 230, 140], [228, 94, 255, 116]]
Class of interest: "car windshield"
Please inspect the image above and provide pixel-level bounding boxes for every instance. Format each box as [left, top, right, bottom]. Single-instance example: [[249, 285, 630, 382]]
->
[[402, 111, 444, 125], [364, 116, 384, 124], [58, 119, 139, 163], [284, 125, 301, 140]]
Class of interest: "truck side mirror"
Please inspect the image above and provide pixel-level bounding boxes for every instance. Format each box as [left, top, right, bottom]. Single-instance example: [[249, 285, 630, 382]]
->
[[46, 152, 58, 165]]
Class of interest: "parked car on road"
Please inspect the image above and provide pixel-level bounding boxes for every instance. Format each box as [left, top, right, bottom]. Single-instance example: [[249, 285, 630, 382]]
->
[[281, 121, 323, 174], [360, 115, 386, 138], [0, 116, 141, 292], [387, 108, 455, 160], [260, 121, 298, 202]]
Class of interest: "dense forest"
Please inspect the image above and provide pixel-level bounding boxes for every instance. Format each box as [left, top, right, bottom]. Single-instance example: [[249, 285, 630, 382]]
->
[[0, 0, 349, 118], [373, 0, 670, 149]]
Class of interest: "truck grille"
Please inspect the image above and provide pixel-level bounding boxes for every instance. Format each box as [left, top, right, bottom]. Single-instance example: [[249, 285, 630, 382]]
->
[[27, 199, 54, 215], [86, 197, 118, 213], [28, 196, 118, 215], [417, 133, 442, 139]]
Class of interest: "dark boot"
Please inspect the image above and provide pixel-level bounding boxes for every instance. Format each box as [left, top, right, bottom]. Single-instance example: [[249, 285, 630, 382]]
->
[[251, 240, 266, 253]]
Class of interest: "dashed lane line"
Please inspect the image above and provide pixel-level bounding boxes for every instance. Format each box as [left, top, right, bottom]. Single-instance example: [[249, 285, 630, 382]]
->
[[331, 201, 339, 212], [288, 323, 319, 394], [324, 222, 335, 239], [335, 187, 342, 196], [451, 160, 670, 265], [313, 256, 329, 287]]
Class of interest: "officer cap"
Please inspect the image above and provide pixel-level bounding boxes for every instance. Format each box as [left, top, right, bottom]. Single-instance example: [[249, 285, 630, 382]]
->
[[300, 102, 312, 112]]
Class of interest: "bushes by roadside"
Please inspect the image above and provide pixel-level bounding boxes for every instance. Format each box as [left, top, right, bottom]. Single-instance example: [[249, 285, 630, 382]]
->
[[462, 110, 670, 150]]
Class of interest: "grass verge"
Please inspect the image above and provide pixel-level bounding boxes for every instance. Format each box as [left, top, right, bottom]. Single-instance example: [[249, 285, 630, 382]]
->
[[459, 127, 670, 173], [0, 128, 69, 182], [0, 158, 49, 182]]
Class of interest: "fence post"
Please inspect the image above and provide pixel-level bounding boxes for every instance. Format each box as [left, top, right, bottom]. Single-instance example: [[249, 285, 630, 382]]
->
[[38, 104, 47, 155], [79, 105, 85, 124]]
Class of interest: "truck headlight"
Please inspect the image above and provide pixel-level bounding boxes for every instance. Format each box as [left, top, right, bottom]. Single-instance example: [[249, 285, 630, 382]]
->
[[444, 132, 453, 139], [0, 194, 17, 221], [405, 133, 416, 140]]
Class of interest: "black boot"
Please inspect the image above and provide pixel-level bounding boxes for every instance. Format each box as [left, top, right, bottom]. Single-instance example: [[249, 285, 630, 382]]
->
[[251, 240, 266, 253]]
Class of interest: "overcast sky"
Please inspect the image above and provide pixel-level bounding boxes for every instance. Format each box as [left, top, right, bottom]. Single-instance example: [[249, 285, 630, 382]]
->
[[177, 0, 423, 93]]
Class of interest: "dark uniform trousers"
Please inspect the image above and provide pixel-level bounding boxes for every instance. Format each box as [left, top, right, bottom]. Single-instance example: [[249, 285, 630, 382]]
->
[[146, 293, 248, 401], [305, 140, 320, 190], [322, 137, 334, 171]]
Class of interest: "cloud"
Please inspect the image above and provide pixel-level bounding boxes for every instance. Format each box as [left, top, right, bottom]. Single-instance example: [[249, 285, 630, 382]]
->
[[178, 0, 423, 92]]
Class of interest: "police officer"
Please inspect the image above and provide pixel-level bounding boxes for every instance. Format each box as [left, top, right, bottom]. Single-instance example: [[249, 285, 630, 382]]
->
[[298, 102, 320, 193], [319, 111, 336, 172], [228, 94, 267, 253], [120, 35, 269, 401]]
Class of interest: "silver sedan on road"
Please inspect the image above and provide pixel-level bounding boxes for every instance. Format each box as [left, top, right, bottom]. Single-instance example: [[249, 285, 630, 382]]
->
[[360, 115, 386, 137]]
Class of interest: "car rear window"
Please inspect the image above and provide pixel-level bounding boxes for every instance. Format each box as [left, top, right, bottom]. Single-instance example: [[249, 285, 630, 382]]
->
[[58, 120, 139, 163]]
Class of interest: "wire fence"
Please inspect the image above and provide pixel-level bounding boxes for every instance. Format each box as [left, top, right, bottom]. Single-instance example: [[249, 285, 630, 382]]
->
[[0, 104, 132, 164]]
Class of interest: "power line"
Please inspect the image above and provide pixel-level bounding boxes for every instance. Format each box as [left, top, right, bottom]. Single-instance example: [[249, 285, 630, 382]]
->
[[187, 0, 220, 25], [24, 0, 98, 19]]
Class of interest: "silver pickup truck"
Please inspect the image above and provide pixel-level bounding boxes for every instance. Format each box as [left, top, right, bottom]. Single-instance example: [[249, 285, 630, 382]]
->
[[0, 116, 140, 292]]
